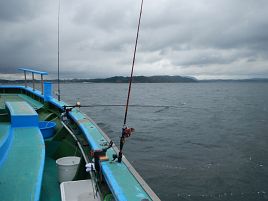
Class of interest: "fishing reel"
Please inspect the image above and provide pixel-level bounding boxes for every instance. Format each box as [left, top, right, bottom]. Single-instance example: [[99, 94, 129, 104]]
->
[[60, 101, 81, 122], [89, 140, 113, 173], [113, 126, 135, 163], [63, 101, 81, 112], [122, 126, 135, 138]]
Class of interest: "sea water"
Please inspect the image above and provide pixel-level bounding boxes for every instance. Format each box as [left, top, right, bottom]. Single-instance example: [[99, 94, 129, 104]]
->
[[61, 82, 268, 201]]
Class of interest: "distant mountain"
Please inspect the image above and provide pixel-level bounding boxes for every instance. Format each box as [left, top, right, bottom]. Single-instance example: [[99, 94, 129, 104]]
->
[[0, 79, 23, 83], [1, 76, 268, 84], [0, 75, 197, 83], [199, 78, 268, 83], [89, 75, 197, 83]]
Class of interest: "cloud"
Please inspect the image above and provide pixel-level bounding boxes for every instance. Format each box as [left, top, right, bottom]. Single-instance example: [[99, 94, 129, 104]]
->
[[0, 0, 47, 22], [0, 0, 268, 79]]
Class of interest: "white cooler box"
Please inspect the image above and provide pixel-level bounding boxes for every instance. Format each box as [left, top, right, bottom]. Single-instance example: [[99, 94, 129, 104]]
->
[[60, 179, 100, 201]]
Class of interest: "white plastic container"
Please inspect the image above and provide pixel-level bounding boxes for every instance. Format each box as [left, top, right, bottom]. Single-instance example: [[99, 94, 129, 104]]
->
[[56, 156, 81, 183], [60, 179, 100, 201]]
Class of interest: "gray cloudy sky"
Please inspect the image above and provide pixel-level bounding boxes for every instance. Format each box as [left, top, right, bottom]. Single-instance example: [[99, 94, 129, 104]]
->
[[0, 0, 268, 79]]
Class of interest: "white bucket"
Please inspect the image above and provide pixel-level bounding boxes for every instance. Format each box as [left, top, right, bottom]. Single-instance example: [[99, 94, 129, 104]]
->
[[56, 156, 81, 183]]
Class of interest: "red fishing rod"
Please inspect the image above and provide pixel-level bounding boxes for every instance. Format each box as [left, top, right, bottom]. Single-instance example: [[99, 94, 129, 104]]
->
[[116, 0, 144, 163]]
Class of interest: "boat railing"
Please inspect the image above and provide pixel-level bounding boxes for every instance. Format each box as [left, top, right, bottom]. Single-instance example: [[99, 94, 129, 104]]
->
[[18, 68, 48, 95]]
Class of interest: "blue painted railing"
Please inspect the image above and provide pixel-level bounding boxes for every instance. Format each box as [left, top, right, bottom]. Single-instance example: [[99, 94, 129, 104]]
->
[[18, 68, 48, 95]]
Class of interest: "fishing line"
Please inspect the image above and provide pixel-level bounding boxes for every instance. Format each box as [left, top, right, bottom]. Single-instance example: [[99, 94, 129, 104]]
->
[[71, 104, 176, 108]]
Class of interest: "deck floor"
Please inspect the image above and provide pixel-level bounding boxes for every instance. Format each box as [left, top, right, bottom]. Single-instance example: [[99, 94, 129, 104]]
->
[[0, 94, 43, 110], [40, 156, 61, 201], [0, 93, 61, 200], [0, 123, 10, 143], [0, 127, 45, 201]]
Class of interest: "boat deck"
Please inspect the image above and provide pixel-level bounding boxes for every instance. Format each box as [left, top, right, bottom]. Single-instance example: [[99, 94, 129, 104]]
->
[[40, 156, 61, 201], [0, 86, 160, 201], [0, 99, 45, 201], [0, 127, 45, 201], [0, 93, 43, 110], [0, 123, 10, 147], [0, 123, 11, 165]]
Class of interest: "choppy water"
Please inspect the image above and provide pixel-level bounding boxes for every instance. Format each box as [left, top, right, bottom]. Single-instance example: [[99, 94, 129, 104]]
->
[[60, 82, 268, 201]]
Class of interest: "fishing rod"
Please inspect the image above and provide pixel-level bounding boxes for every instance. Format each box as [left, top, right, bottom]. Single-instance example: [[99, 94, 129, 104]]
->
[[57, 0, 61, 101], [115, 0, 144, 163], [62, 0, 145, 164]]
